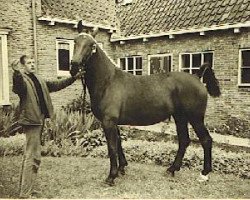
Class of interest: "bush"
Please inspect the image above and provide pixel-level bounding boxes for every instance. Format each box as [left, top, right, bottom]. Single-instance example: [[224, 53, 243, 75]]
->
[[42, 109, 101, 143], [0, 105, 21, 138], [210, 116, 250, 139], [62, 94, 91, 114], [41, 109, 106, 156], [0, 134, 24, 156], [90, 139, 250, 179]]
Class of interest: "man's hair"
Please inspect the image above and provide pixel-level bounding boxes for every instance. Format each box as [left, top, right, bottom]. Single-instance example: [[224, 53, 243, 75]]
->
[[20, 55, 27, 65]]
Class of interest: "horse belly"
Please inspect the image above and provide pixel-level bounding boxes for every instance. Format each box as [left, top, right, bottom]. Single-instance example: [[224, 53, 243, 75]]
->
[[118, 100, 172, 126]]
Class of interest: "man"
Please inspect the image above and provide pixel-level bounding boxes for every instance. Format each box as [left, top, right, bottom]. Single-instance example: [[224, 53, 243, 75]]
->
[[11, 55, 81, 198]]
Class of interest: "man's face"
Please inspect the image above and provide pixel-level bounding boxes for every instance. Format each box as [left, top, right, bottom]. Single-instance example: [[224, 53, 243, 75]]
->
[[24, 58, 35, 73]]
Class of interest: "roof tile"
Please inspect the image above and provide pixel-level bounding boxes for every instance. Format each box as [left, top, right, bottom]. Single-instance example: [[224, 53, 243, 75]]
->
[[41, 0, 116, 28], [118, 0, 250, 37]]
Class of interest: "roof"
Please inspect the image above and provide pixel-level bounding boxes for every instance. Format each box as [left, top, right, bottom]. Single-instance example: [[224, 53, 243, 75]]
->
[[117, 0, 250, 38], [41, 0, 117, 28]]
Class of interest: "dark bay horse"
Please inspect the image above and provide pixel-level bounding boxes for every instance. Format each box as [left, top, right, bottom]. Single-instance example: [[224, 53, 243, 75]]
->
[[71, 32, 221, 185]]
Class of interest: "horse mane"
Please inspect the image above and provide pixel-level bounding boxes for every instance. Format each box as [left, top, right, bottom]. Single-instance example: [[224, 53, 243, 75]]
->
[[79, 32, 119, 67], [198, 63, 221, 97]]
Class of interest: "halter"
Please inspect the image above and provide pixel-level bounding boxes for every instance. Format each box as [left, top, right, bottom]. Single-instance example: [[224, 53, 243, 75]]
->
[[77, 32, 97, 123]]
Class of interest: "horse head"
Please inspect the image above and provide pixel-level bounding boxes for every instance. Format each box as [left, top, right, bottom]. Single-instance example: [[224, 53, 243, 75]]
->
[[71, 32, 97, 74]]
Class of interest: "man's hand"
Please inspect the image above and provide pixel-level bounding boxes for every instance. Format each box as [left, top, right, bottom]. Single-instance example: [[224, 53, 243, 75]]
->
[[74, 71, 85, 79], [11, 60, 20, 71]]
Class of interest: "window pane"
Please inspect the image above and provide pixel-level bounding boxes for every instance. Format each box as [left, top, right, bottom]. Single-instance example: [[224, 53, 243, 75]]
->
[[58, 49, 70, 71], [128, 70, 133, 74], [192, 54, 201, 68], [150, 57, 161, 74], [242, 50, 250, 66], [182, 54, 190, 68], [136, 57, 142, 69], [204, 53, 213, 68], [241, 68, 250, 83], [191, 69, 199, 75], [120, 58, 126, 70], [163, 56, 171, 72], [127, 57, 134, 70]]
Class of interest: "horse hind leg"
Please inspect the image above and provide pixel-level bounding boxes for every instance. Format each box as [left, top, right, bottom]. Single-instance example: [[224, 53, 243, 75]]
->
[[190, 118, 212, 181], [102, 118, 119, 186], [167, 115, 190, 176], [117, 127, 128, 175]]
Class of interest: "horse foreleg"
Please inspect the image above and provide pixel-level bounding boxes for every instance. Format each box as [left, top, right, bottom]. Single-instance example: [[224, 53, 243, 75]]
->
[[167, 116, 190, 176], [102, 119, 119, 186], [117, 127, 128, 175], [190, 119, 212, 181]]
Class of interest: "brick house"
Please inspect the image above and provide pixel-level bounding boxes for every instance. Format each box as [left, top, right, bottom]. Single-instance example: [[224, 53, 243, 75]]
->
[[0, 0, 117, 108], [1, 0, 250, 126], [112, 0, 250, 124]]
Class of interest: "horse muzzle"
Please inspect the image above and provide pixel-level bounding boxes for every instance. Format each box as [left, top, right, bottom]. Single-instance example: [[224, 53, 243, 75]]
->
[[70, 61, 83, 76]]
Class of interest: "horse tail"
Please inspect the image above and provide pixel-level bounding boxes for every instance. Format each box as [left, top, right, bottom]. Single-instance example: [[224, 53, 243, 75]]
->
[[197, 63, 221, 97]]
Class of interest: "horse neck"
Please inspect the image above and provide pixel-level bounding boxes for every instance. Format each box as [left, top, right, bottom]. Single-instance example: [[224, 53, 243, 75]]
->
[[85, 46, 116, 96]]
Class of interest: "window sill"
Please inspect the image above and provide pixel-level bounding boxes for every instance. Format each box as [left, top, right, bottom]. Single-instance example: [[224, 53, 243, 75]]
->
[[238, 84, 250, 88], [57, 71, 71, 78], [0, 101, 11, 107]]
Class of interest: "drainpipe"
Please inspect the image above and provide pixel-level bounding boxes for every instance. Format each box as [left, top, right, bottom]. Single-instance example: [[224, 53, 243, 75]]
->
[[31, 0, 38, 71]]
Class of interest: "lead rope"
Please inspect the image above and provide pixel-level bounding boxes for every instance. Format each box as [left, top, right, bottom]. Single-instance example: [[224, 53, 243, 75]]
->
[[80, 68, 86, 124]]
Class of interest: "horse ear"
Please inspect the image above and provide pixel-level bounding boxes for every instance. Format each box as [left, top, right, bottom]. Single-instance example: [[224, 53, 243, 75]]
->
[[77, 20, 84, 33], [92, 44, 97, 53]]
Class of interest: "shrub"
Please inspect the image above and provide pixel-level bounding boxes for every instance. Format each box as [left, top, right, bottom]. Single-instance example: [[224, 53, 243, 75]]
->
[[0, 105, 21, 138], [0, 134, 24, 156], [41, 109, 106, 156], [62, 94, 91, 114], [210, 116, 250, 139], [90, 139, 250, 179]]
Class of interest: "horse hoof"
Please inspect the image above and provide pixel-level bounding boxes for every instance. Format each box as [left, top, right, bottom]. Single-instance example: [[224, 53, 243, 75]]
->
[[105, 177, 115, 186], [198, 173, 209, 182], [118, 168, 126, 176], [166, 168, 175, 177]]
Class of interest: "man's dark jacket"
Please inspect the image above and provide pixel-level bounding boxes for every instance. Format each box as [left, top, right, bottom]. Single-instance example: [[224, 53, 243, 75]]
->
[[13, 71, 76, 125]]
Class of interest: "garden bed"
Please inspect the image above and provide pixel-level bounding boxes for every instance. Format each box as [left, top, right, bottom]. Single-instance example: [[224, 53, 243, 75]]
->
[[1, 132, 249, 179]]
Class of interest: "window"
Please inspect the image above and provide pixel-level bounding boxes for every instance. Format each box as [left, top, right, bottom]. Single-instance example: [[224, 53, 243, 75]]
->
[[148, 54, 172, 75], [0, 33, 10, 106], [239, 49, 250, 86], [56, 39, 74, 76], [119, 56, 143, 75], [180, 52, 213, 75]]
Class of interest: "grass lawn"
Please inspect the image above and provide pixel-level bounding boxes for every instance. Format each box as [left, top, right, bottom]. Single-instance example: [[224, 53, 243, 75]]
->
[[0, 156, 249, 199]]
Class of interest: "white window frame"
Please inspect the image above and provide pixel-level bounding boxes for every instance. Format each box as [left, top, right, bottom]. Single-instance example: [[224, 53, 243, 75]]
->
[[239, 49, 250, 86], [56, 39, 74, 76], [0, 32, 10, 106], [147, 53, 173, 75], [118, 56, 143, 75], [179, 51, 214, 73]]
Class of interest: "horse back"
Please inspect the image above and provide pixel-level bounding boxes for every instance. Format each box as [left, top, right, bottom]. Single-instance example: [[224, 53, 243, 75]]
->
[[94, 69, 207, 125]]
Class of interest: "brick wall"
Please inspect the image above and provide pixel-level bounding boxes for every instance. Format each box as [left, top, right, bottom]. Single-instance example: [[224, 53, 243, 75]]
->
[[2, 0, 116, 111], [8, 22, 114, 109], [36, 22, 115, 109], [111, 29, 250, 126], [0, 0, 35, 105]]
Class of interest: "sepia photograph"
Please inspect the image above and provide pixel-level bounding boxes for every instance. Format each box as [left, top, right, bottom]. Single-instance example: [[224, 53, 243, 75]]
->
[[0, 0, 249, 198]]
